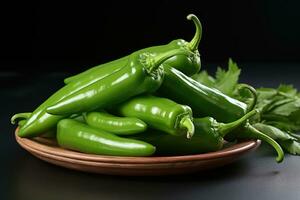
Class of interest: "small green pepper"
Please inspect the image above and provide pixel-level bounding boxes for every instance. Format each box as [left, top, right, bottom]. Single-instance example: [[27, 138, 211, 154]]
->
[[115, 95, 194, 139], [46, 49, 188, 116], [64, 14, 202, 84], [130, 109, 258, 155], [57, 119, 155, 156], [84, 111, 147, 135]]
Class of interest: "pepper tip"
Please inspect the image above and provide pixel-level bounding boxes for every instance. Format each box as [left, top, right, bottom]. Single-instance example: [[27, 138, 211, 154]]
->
[[186, 14, 196, 21]]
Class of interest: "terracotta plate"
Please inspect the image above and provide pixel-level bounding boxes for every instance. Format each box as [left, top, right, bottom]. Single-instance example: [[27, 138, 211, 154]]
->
[[15, 129, 260, 176]]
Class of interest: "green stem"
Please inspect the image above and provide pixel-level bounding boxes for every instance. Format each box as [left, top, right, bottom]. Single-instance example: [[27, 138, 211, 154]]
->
[[179, 116, 195, 139], [187, 14, 202, 51], [245, 124, 284, 163], [11, 112, 32, 125], [218, 109, 258, 137], [148, 49, 189, 73], [237, 84, 257, 112]]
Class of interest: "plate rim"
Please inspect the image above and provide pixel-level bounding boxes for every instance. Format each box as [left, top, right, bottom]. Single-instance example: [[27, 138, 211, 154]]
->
[[15, 128, 261, 164]]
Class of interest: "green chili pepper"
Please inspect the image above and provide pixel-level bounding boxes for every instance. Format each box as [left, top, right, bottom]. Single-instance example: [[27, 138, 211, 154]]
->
[[114, 95, 194, 139], [57, 119, 155, 156], [13, 14, 201, 138], [14, 61, 125, 138], [158, 65, 247, 122], [158, 66, 284, 162], [64, 14, 202, 84], [46, 49, 188, 116], [84, 111, 147, 135], [130, 109, 258, 155], [64, 57, 128, 84]]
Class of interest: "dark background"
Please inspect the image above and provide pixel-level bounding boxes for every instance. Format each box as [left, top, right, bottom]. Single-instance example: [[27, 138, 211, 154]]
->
[[1, 0, 299, 75], [2, 1, 300, 200]]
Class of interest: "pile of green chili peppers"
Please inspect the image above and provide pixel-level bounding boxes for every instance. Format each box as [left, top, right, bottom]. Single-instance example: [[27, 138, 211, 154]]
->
[[11, 14, 284, 163]]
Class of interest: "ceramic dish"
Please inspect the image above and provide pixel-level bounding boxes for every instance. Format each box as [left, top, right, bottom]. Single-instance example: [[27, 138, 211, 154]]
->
[[15, 129, 260, 176]]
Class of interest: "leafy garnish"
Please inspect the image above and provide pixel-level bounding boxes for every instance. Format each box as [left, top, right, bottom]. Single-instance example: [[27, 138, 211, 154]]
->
[[279, 140, 300, 155], [193, 59, 300, 155], [192, 58, 240, 96]]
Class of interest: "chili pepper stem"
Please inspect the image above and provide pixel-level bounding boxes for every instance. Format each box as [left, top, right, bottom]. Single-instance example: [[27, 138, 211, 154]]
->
[[179, 116, 195, 139], [11, 112, 32, 125], [187, 14, 202, 51], [246, 124, 284, 163], [237, 84, 257, 112], [146, 49, 189, 73], [218, 109, 258, 137]]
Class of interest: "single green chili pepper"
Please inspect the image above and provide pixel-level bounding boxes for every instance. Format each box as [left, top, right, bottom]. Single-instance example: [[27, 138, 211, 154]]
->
[[158, 65, 247, 123], [46, 49, 188, 116], [115, 95, 194, 139], [64, 14, 202, 84], [130, 109, 258, 155], [157, 66, 284, 162], [84, 111, 147, 135], [57, 119, 156, 156]]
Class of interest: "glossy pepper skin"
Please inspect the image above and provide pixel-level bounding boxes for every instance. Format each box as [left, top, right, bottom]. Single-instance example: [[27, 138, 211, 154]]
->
[[115, 95, 195, 139], [130, 109, 258, 155], [57, 119, 155, 156], [12, 14, 201, 138], [157, 66, 284, 162], [84, 111, 147, 135], [46, 49, 189, 116], [158, 65, 247, 123], [64, 14, 202, 84], [14, 59, 125, 138]]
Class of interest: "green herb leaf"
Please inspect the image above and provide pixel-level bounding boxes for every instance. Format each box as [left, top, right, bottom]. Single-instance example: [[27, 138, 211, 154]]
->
[[279, 140, 300, 155], [214, 58, 241, 96], [278, 84, 297, 97], [192, 58, 240, 96], [192, 70, 215, 87]]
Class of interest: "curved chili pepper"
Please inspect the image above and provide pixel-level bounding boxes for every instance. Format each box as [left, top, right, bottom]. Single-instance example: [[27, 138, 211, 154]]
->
[[57, 119, 156, 156], [158, 66, 284, 162], [115, 95, 194, 139], [130, 109, 258, 155], [46, 49, 188, 116], [84, 111, 147, 135], [64, 13, 202, 84]]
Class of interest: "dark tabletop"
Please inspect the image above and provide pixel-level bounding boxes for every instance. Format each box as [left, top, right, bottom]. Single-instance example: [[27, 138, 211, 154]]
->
[[2, 63, 300, 200]]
